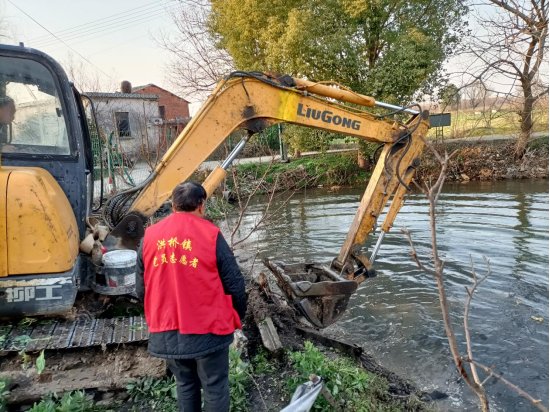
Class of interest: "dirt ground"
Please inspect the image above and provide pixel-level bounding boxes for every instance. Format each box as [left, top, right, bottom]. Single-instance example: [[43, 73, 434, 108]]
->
[[1, 344, 164, 409]]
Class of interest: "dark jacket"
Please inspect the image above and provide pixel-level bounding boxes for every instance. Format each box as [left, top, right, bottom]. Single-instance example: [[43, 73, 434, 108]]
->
[[136, 232, 247, 359]]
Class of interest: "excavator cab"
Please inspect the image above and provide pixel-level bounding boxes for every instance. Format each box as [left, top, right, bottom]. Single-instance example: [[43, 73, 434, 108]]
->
[[0, 44, 94, 316]]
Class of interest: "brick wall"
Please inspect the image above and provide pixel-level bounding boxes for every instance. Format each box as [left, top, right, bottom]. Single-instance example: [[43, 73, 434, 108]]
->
[[134, 85, 190, 120]]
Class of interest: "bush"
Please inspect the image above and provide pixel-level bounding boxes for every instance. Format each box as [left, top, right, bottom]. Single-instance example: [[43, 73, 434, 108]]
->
[[231, 152, 368, 196]]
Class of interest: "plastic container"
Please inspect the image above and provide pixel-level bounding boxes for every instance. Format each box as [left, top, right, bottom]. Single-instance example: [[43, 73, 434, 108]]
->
[[94, 249, 137, 295]]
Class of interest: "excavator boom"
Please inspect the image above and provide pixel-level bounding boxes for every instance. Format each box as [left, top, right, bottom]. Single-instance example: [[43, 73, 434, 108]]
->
[[127, 73, 398, 217], [106, 72, 429, 328]]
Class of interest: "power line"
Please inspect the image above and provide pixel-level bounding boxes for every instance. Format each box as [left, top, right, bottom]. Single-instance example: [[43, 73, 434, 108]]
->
[[34, 9, 171, 49], [7, 0, 114, 81], [31, 1, 177, 47], [29, 1, 167, 43]]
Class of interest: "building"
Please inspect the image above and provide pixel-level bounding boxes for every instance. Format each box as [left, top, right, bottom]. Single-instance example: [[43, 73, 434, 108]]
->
[[86, 90, 161, 164], [132, 84, 191, 143]]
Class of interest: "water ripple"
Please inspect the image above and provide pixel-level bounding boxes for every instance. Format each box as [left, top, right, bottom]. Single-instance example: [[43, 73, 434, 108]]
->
[[239, 180, 548, 410]]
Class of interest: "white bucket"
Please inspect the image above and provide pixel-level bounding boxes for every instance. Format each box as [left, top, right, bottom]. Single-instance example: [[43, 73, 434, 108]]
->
[[98, 249, 137, 293]]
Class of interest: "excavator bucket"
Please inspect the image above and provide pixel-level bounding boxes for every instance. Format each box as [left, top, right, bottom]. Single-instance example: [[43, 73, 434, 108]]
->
[[264, 260, 358, 328]]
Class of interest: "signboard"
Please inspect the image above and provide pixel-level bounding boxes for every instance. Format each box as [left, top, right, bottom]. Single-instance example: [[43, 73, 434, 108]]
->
[[429, 113, 451, 128]]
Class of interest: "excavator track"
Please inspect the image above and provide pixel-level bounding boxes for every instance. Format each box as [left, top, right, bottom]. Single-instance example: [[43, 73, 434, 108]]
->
[[0, 315, 148, 353]]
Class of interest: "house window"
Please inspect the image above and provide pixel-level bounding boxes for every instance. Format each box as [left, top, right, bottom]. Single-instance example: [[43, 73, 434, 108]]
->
[[115, 112, 131, 137], [159, 105, 166, 119]]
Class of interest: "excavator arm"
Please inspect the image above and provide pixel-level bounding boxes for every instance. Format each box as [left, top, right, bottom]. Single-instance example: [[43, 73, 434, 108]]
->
[[106, 72, 429, 328]]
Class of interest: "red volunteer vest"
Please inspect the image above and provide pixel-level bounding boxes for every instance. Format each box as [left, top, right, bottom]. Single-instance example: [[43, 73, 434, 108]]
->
[[142, 212, 241, 334]]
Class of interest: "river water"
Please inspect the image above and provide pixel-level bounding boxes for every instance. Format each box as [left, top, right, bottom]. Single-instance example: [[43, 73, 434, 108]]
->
[[229, 179, 549, 411]]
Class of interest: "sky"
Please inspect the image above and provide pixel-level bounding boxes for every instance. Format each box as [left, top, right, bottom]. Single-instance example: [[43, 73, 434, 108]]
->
[[1, 1, 545, 111], [1, 0, 183, 99]]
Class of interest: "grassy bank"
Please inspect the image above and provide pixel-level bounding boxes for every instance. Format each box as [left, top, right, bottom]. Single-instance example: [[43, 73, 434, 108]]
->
[[224, 137, 548, 196], [5, 342, 421, 412], [228, 152, 369, 194], [426, 107, 548, 139]]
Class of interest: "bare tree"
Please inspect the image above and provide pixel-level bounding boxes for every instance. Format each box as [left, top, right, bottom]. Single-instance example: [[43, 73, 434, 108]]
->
[[467, 0, 548, 159], [157, 0, 234, 102], [64, 53, 119, 93], [221, 159, 319, 250], [402, 140, 548, 411], [463, 79, 487, 110]]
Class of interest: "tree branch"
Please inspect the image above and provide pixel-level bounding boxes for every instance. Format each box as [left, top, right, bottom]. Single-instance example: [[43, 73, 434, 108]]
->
[[471, 361, 549, 412]]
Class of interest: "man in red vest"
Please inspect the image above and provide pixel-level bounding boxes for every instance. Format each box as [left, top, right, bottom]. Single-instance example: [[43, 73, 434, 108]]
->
[[136, 181, 247, 412]]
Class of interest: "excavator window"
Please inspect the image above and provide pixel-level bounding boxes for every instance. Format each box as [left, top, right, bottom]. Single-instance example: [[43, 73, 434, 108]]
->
[[0, 56, 70, 156]]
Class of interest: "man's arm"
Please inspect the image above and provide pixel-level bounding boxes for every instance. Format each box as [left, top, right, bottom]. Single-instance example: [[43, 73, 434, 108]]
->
[[135, 242, 145, 301], [216, 233, 247, 320]]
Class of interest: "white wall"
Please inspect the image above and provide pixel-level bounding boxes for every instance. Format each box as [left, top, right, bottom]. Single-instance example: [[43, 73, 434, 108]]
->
[[91, 97, 160, 161]]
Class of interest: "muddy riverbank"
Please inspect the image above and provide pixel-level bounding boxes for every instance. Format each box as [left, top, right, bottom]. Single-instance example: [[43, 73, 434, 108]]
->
[[417, 137, 549, 182]]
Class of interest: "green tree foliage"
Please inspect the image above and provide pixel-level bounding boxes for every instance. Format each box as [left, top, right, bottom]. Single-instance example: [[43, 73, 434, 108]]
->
[[439, 83, 461, 110], [209, 0, 467, 99], [208, 0, 467, 154], [282, 125, 334, 154]]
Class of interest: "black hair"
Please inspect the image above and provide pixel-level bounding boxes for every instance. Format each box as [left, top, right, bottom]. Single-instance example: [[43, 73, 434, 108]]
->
[[172, 181, 206, 212]]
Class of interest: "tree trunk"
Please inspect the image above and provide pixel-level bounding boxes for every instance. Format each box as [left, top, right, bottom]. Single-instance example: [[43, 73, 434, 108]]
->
[[515, 85, 534, 160], [357, 151, 368, 169]]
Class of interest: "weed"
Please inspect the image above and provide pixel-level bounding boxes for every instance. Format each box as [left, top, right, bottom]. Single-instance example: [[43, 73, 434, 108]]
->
[[18, 317, 37, 328], [0, 378, 10, 412], [19, 350, 31, 370], [229, 348, 250, 411], [287, 341, 401, 411], [28, 390, 103, 412], [36, 350, 46, 375], [252, 349, 276, 374], [528, 135, 549, 151], [126, 376, 177, 411]]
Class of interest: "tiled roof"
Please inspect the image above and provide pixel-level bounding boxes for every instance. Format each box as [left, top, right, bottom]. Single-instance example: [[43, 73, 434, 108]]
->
[[85, 92, 159, 100]]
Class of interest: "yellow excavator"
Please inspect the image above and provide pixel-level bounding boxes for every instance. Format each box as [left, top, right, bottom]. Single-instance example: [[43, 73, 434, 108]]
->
[[0, 44, 429, 329]]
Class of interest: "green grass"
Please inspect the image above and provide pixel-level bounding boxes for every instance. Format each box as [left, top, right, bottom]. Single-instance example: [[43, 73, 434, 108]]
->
[[427, 107, 549, 139], [286, 341, 403, 412]]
